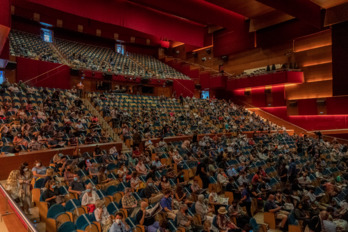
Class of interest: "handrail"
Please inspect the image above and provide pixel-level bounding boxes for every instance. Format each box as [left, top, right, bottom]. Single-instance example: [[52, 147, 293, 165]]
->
[[23, 64, 66, 84], [0, 184, 38, 232]]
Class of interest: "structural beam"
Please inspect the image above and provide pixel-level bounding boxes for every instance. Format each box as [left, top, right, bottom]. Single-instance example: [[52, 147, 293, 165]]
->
[[256, 0, 324, 29]]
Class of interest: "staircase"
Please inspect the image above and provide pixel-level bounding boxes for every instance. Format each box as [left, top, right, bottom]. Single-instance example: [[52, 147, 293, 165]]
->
[[49, 42, 70, 66], [81, 98, 132, 153], [126, 53, 157, 78]]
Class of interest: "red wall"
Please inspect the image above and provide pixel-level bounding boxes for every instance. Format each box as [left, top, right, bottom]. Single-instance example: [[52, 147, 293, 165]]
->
[[213, 22, 254, 57], [17, 0, 206, 47], [173, 79, 195, 98], [16, 57, 71, 89], [263, 107, 348, 131]]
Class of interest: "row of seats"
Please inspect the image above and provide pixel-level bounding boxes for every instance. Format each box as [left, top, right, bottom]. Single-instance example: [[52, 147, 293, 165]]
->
[[9, 30, 190, 80]]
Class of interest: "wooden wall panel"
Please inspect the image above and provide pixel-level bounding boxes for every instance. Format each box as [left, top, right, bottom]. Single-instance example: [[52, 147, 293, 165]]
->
[[302, 63, 332, 82], [0, 142, 122, 179], [294, 29, 331, 52], [285, 80, 332, 100], [294, 45, 332, 67]]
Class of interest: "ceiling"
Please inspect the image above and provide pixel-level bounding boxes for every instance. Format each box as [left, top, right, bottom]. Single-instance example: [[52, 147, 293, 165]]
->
[[127, 0, 348, 33], [310, 0, 348, 9]]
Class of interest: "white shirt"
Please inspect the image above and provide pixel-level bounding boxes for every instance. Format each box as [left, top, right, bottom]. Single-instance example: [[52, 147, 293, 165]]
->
[[81, 191, 99, 206]]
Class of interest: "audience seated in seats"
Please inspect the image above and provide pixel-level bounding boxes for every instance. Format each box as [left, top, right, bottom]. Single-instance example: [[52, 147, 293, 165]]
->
[[144, 177, 163, 204], [264, 194, 289, 231], [32, 160, 47, 179], [68, 174, 86, 197], [121, 187, 139, 217], [81, 183, 99, 213], [41, 180, 65, 208], [160, 189, 178, 220], [109, 212, 131, 232], [94, 199, 112, 231], [196, 194, 215, 224]]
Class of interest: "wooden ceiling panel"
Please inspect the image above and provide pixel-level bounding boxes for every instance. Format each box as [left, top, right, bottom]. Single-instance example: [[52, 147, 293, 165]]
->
[[310, 0, 348, 9], [205, 0, 275, 18]]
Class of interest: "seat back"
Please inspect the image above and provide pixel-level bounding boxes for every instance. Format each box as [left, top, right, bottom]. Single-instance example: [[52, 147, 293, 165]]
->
[[58, 221, 76, 232], [47, 204, 65, 219]]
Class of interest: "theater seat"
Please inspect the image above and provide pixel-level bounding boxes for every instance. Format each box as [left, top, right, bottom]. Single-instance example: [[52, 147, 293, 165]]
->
[[289, 225, 302, 232], [58, 221, 77, 232], [46, 204, 72, 232], [263, 212, 276, 229]]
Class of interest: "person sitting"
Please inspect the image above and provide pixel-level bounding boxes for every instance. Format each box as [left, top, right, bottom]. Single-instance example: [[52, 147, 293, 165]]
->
[[32, 160, 47, 179], [121, 187, 139, 217], [109, 212, 131, 232], [160, 189, 177, 220], [216, 207, 239, 232], [136, 201, 157, 228], [177, 203, 201, 232], [196, 194, 214, 224], [69, 174, 85, 197], [129, 171, 142, 190], [264, 194, 289, 231], [143, 177, 163, 204], [217, 168, 229, 188], [81, 183, 99, 213], [94, 199, 112, 231], [41, 180, 64, 208], [160, 176, 171, 192], [135, 159, 147, 176]]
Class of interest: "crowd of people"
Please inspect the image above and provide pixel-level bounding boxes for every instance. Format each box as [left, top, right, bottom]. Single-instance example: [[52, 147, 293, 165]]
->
[[10, 30, 61, 63], [91, 92, 281, 143], [9, 30, 190, 80], [4, 122, 348, 232], [0, 80, 111, 153]]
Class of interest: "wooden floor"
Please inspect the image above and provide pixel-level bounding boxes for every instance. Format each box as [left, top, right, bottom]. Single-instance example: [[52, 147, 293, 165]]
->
[[0, 190, 28, 232]]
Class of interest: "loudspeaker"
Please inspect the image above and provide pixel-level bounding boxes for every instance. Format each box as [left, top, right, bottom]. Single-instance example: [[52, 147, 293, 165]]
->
[[195, 84, 201, 90], [288, 100, 297, 107], [141, 78, 149, 84], [70, 68, 79, 76], [5, 61, 16, 70], [206, 48, 211, 54], [265, 88, 271, 94], [192, 52, 198, 58], [103, 73, 112, 81], [221, 56, 228, 62], [165, 80, 173, 86], [244, 90, 251, 96]]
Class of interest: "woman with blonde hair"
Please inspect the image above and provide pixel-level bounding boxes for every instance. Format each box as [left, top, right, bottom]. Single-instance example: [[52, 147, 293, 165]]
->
[[94, 199, 112, 232], [18, 162, 33, 214]]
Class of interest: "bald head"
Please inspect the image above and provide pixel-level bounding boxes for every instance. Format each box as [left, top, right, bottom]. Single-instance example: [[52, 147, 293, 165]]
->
[[320, 211, 328, 220], [140, 201, 148, 209]]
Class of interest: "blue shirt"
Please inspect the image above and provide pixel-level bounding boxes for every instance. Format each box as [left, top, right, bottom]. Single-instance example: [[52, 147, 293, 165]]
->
[[160, 196, 172, 211], [109, 221, 131, 232], [227, 168, 238, 177]]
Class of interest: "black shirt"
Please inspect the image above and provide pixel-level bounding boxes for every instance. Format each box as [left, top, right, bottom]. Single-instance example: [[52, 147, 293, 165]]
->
[[70, 180, 85, 192], [136, 209, 155, 226], [42, 188, 59, 206]]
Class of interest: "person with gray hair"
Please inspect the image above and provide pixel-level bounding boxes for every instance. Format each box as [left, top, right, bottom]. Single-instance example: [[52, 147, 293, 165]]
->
[[176, 204, 197, 232], [121, 187, 139, 217], [195, 194, 215, 223]]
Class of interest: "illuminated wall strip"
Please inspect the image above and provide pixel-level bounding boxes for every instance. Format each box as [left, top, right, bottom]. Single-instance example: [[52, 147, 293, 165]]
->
[[302, 60, 332, 67], [294, 43, 332, 53]]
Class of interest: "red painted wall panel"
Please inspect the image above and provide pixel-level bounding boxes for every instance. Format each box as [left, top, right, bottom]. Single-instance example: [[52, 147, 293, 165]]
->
[[16, 57, 71, 89], [20, 0, 206, 47], [297, 99, 317, 115], [271, 85, 286, 106], [251, 87, 266, 107]]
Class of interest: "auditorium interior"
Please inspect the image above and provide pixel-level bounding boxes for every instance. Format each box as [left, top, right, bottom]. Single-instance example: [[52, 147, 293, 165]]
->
[[0, 0, 348, 232]]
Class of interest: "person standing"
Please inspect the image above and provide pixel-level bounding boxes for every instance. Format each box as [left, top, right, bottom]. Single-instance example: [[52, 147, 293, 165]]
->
[[18, 162, 32, 214], [77, 81, 84, 98]]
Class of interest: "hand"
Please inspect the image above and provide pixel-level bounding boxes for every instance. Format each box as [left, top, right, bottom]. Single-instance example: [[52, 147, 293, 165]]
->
[[132, 204, 137, 208]]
